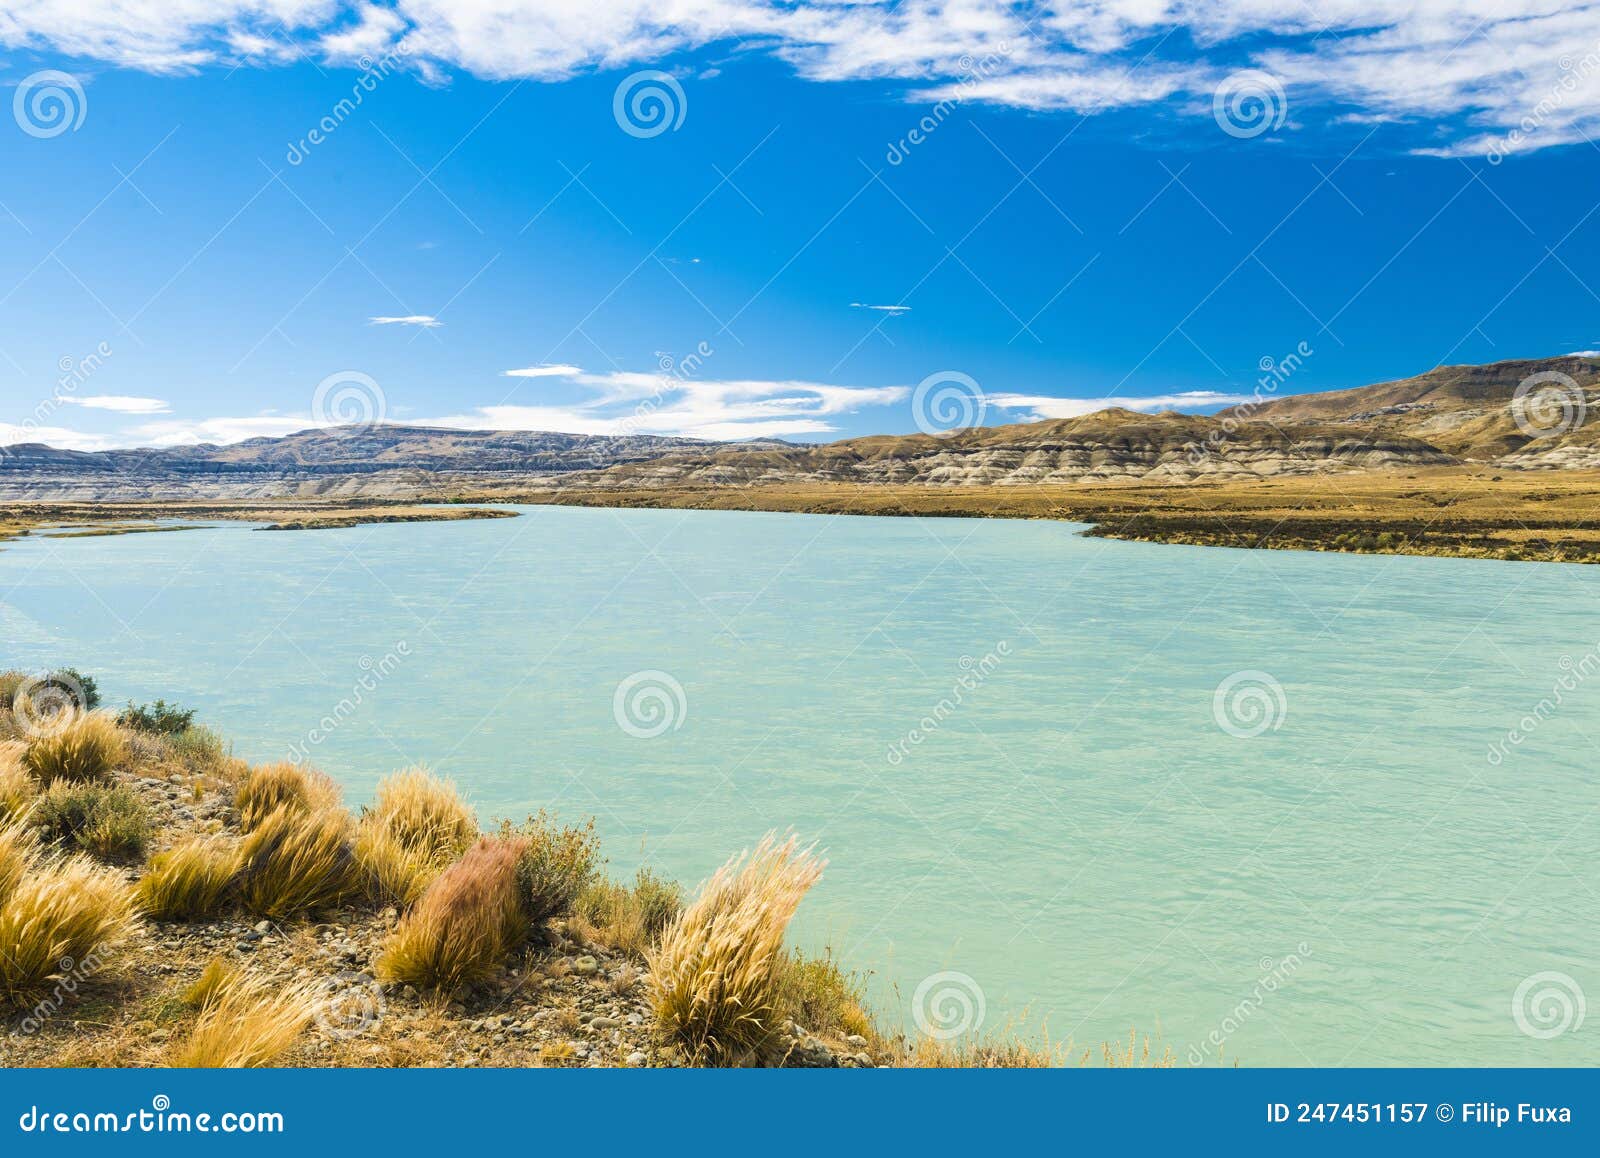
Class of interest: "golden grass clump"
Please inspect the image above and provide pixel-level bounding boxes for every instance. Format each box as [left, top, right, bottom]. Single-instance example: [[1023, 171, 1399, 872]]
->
[[367, 767, 477, 861], [235, 761, 341, 832], [0, 815, 37, 906], [375, 835, 529, 992], [169, 971, 319, 1067], [137, 838, 240, 920], [647, 832, 824, 1065], [237, 805, 359, 919], [21, 711, 125, 786], [0, 851, 138, 1006], [182, 957, 241, 1009], [354, 822, 439, 908], [0, 743, 35, 820]]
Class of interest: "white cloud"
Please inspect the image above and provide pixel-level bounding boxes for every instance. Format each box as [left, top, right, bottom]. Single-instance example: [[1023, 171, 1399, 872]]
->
[[123, 415, 325, 446], [851, 302, 911, 314], [502, 363, 584, 378], [369, 314, 441, 327], [60, 394, 171, 414], [988, 389, 1251, 421], [3, 3, 1599, 154], [436, 365, 909, 440], [0, 422, 115, 451]]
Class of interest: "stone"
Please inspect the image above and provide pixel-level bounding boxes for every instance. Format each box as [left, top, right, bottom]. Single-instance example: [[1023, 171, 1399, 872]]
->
[[573, 955, 599, 976]]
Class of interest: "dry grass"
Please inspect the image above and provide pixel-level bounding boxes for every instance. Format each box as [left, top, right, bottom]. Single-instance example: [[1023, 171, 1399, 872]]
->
[[182, 957, 240, 1009], [354, 822, 438, 908], [898, 1026, 1176, 1068], [366, 767, 477, 861], [237, 805, 359, 919], [0, 850, 138, 1007], [375, 835, 529, 993], [169, 971, 319, 1067], [0, 814, 36, 906], [0, 744, 35, 820], [778, 949, 876, 1043], [137, 838, 240, 920], [235, 761, 341, 832], [355, 768, 479, 907], [647, 832, 825, 1065], [22, 711, 126, 786]]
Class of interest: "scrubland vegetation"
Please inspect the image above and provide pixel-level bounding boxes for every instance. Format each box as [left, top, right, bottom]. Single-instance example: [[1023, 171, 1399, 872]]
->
[[0, 668, 1175, 1069]]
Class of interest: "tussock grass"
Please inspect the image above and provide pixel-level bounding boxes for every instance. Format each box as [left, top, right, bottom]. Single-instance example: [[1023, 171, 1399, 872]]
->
[[22, 711, 125, 786], [237, 805, 359, 919], [0, 744, 36, 820], [0, 815, 37, 906], [235, 762, 340, 832], [182, 957, 240, 1009], [34, 781, 151, 860], [898, 1026, 1175, 1069], [355, 767, 479, 907], [647, 832, 824, 1065], [572, 867, 684, 957], [367, 767, 477, 861], [169, 972, 318, 1067], [354, 822, 438, 908], [375, 835, 529, 992], [0, 851, 138, 1006], [138, 838, 240, 920], [507, 811, 600, 926]]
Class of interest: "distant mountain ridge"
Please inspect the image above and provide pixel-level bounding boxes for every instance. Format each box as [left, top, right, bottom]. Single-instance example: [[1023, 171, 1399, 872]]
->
[[4, 356, 1598, 500]]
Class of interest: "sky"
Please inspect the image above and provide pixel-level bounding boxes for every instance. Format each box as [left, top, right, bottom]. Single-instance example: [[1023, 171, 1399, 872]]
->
[[3, 2, 1600, 448]]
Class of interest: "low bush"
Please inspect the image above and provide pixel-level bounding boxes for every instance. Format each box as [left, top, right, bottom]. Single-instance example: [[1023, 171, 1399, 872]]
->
[[506, 811, 599, 927], [167, 726, 230, 776], [118, 699, 196, 735], [647, 833, 824, 1065], [778, 949, 875, 1043], [169, 972, 318, 1067], [137, 838, 239, 920], [34, 781, 151, 860], [237, 805, 359, 919], [573, 867, 684, 957], [0, 852, 137, 1006], [375, 836, 529, 992], [235, 762, 340, 832], [22, 711, 125, 785]]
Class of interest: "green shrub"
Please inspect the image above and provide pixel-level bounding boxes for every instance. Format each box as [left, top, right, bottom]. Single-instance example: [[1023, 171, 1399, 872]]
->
[[34, 781, 151, 860], [118, 699, 196, 735], [167, 725, 229, 775], [505, 811, 600, 926]]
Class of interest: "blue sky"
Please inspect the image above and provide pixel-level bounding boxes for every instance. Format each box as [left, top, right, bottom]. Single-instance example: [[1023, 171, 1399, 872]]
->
[[3, 3, 1600, 448]]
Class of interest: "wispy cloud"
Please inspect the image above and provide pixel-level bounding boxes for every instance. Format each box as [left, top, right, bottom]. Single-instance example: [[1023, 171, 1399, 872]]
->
[[60, 395, 171, 414], [502, 364, 584, 378], [988, 390, 1251, 421], [0, 4, 1595, 156], [851, 302, 911, 315], [369, 315, 441, 327]]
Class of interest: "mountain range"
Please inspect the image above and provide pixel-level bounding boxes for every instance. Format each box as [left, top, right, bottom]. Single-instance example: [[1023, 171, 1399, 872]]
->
[[2, 356, 1596, 501]]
